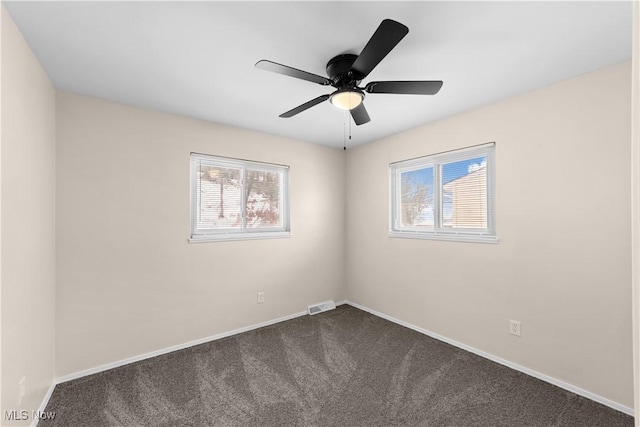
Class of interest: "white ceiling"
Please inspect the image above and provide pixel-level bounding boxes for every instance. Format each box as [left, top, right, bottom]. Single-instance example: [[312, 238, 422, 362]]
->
[[3, 1, 632, 149]]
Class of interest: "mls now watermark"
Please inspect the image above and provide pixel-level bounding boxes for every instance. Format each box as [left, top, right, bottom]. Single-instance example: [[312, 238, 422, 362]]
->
[[4, 410, 56, 421]]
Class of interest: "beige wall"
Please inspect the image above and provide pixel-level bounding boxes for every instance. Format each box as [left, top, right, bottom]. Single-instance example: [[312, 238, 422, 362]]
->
[[631, 2, 640, 420], [346, 62, 633, 408], [55, 92, 346, 378], [1, 5, 56, 425]]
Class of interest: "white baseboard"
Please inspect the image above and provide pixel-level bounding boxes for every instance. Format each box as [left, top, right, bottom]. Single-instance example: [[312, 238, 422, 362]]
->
[[48, 300, 346, 384], [56, 308, 312, 384], [346, 300, 634, 417], [55, 300, 347, 385], [31, 382, 56, 427], [51, 298, 624, 423], [38, 304, 350, 422]]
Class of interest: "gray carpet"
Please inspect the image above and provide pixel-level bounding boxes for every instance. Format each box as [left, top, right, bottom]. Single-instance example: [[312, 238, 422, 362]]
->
[[40, 305, 633, 426]]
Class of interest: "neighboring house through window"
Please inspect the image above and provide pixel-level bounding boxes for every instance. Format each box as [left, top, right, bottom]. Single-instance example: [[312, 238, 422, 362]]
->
[[390, 143, 497, 243]]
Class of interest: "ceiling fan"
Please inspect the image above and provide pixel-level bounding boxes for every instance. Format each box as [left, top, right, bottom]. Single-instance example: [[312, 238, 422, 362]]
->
[[256, 19, 443, 126]]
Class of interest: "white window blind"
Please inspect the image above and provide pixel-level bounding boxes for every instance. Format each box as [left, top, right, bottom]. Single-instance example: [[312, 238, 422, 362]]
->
[[190, 153, 290, 242], [390, 143, 497, 243]]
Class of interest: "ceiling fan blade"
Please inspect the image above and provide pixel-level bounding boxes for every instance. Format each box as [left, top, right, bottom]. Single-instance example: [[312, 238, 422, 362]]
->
[[256, 60, 331, 86], [350, 103, 371, 126], [279, 94, 331, 118], [350, 19, 409, 80], [365, 80, 444, 95]]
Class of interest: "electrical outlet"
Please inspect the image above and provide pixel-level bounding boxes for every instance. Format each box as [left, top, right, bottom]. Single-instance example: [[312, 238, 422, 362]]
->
[[18, 377, 26, 405], [257, 292, 265, 304], [509, 320, 521, 337]]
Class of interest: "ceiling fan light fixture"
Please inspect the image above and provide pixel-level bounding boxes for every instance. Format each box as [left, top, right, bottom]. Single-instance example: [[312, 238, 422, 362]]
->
[[330, 90, 364, 111]]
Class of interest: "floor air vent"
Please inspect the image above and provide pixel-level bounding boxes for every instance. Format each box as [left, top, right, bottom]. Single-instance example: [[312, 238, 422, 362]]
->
[[308, 300, 336, 315]]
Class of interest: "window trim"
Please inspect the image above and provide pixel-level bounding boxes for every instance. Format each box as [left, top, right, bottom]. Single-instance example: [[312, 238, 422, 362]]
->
[[389, 143, 498, 243], [189, 153, 290, 243]]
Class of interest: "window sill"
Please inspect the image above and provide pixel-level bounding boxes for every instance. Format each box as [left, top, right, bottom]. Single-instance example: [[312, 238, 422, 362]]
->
[[389, 231, 499, 244], [189, 231, 291, 243]]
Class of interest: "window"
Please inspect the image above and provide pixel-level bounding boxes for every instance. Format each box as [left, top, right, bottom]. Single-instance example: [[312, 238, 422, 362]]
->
[[390, 143, 496, 243], [190, 153, 289, 242]]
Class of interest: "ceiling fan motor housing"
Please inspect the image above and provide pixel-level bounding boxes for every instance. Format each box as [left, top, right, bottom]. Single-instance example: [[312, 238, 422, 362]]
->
[[326, 54, 361, 87]]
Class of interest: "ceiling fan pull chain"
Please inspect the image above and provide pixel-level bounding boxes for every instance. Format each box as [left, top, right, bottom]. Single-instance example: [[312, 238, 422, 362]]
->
[[343, 117, 347, 151]]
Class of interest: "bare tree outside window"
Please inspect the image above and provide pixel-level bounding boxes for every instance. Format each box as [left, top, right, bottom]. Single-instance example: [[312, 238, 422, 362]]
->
[[400, 167, 433, 227], [191, 154, 289, 241], [245, 170, 281, 228]]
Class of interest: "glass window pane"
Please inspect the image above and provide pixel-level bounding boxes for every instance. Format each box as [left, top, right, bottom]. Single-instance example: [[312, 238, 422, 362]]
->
[[400, 167, 434, 228], [196, 165, 242, 230], [441, 156, 487, 229], [245, 169, 282, 229]]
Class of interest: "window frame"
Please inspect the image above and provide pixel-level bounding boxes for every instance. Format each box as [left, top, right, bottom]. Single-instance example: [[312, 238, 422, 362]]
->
[[389, 143, 497, 243], [189, 153, 290, 243]]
